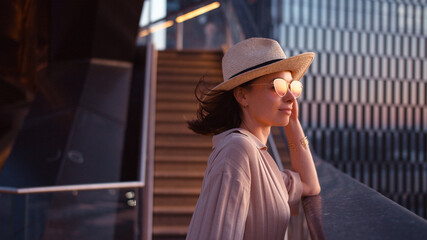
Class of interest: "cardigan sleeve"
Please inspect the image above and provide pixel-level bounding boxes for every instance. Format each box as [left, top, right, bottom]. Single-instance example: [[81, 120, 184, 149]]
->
[[186, 168, 251, 240], [281, 169, 303, 216]]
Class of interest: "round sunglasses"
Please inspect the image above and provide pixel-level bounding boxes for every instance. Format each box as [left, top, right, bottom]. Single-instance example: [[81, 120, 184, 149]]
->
[[252, 78, 303, 98]]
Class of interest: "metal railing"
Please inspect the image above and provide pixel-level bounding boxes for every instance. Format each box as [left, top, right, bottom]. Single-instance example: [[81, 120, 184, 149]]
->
[[303, 155, 427, 240], [140, 36, 158, 240]]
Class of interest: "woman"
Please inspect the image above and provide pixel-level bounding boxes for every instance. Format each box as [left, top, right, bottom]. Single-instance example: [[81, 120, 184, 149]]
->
[[186, 38, 321, 240]]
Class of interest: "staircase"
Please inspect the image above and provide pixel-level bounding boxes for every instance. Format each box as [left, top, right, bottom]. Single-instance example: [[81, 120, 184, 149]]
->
[[153, 50, 223, 240]]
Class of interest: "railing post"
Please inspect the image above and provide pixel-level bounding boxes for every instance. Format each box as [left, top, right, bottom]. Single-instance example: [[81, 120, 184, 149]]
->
[[176, 22, 183, 50], [140, 38, 158, 240]]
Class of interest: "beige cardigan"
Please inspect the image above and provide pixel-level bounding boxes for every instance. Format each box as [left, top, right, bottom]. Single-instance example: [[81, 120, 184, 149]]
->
[[186, 128, 303, 240]]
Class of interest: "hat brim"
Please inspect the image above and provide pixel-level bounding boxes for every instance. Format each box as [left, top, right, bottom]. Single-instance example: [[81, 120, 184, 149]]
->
[[213, 52, 315, 92]]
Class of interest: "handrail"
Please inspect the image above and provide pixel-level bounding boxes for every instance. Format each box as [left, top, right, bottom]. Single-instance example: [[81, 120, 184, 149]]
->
[[305, 156, 427, 240], [274, 127, 427, 239], [0, 181, 144, 194]]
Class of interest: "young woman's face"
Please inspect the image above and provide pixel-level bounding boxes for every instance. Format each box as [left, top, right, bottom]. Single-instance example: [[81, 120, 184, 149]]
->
[[241, 71, 296, 127]]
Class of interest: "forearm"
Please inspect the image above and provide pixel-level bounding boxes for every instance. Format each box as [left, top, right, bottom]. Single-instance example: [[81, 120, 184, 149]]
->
[[284, 119, 321, 196]]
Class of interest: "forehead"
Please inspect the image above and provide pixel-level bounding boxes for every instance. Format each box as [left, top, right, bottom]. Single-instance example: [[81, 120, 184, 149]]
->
[[252, 71, 293, 84]]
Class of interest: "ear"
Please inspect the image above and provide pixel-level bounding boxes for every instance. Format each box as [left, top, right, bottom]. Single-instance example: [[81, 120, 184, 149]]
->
[[233, 87, 249, 107]]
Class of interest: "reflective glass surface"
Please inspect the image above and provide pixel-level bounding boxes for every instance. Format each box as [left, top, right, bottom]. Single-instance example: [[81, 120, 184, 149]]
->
[[0, 188, 140, 240]]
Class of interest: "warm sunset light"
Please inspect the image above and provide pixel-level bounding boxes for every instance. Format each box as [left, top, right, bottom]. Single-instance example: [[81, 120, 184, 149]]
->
[[139, 20, 174, 37], [150, 20, 174, 33], [138, 29, 149, 37], [139, 2, 221, 38], [175, 2, 220, 23]]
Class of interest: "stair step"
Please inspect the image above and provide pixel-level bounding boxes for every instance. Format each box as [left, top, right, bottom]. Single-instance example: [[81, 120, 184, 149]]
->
[[152, 50, 221, 239], [158, 59, 221, 68], [157, 66, 222, 76], [154, 188, 201, 195], [155, 154, 208, 172], [154, 206, 195, 214], [156, 92, 197, 101], [155, 134, 210, 141], [154, 171, 204, 188], [156, 83, 200, 93], [156, 97, 196, 104], [157, 76, 219, 86], [154, 180, 203, 189], [156, 112, 195, 123], [155, 161, 207, 172], [156, 101, 199, 112], [156, 124, 196, 135], [157, 74, 222, 84], [153, 213, 192, 228], [153, 206, 195, 228], [158, 55, 221, 63], [157, 78, 198, 85], [154, 188, 200, 207], [155, 138, 211, 149], [153, 225, 188, 236], [155, 121, 197, 127], [155, 154, 207, 162], [155, 148, 212, 157], [158, 50, 222, 61], [155, 171, 205, 178]]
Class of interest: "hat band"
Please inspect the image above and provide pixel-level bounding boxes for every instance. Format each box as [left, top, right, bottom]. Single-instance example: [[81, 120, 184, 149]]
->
[[228, 58, 283, 80]]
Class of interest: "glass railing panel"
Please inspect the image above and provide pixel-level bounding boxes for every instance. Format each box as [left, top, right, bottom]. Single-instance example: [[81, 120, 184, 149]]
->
[[178, 7, 226, 50], [137, 19, 174, 49], [0, 188, 140, 240], [0, 193, 13, 239], [137, 1, 229, 50]]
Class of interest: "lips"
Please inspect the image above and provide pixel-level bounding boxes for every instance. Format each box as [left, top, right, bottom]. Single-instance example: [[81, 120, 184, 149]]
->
[[279, 108, 292, 115]]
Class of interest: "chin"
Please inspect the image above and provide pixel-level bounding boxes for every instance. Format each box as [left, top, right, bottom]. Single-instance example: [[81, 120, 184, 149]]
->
[[273, 117, 290, 127]]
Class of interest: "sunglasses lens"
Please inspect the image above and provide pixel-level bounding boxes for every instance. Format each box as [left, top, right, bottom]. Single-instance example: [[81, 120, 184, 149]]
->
[[290, 81, 303, 98], [273, 78, 287, 97]]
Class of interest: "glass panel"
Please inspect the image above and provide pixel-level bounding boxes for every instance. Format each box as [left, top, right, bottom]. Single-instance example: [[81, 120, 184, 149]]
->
[[138, 2, 229, 50], [0, 188, 140, 240], [0, 193, 13, 239], [40, 188, 139, 240], [181, 9, 226, 50]]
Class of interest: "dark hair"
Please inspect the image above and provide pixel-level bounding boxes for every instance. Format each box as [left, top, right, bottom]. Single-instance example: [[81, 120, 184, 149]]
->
[[187, 77, 252, 135]]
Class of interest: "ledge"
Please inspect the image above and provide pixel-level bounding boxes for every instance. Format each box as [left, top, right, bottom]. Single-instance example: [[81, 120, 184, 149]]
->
[[303, 158, 427, 240]]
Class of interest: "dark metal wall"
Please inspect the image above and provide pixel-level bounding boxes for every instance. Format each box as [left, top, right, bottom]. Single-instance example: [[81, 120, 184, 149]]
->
[[0, 1, 144, 238], [0, 0, 144, 187], [272, 0, 427, 218], [0, 0, 49, 170]]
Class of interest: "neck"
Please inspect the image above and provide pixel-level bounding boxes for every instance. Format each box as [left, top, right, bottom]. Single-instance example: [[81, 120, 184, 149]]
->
[[240, 119, 271, 145]]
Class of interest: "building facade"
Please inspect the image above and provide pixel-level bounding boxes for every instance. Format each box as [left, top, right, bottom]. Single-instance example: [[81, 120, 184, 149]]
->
[[269, 0, 426, 218]]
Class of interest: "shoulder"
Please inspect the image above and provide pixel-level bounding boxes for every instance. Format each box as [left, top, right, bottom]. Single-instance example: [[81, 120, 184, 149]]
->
[[209, 131, 258, 178], [220, 130, 258, 157]]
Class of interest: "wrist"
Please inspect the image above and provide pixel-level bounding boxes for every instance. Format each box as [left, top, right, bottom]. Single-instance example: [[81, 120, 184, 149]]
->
[[284, 118, 305, 142], [284, 118, 299, 131], [287, 136, 310, 153]]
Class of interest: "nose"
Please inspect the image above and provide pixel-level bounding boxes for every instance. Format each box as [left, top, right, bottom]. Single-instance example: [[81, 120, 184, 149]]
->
[[282, 88, 296, 103]]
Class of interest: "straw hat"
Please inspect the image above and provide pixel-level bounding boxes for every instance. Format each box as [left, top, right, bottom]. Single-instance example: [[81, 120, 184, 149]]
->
[[213, 38, 315, 91]]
